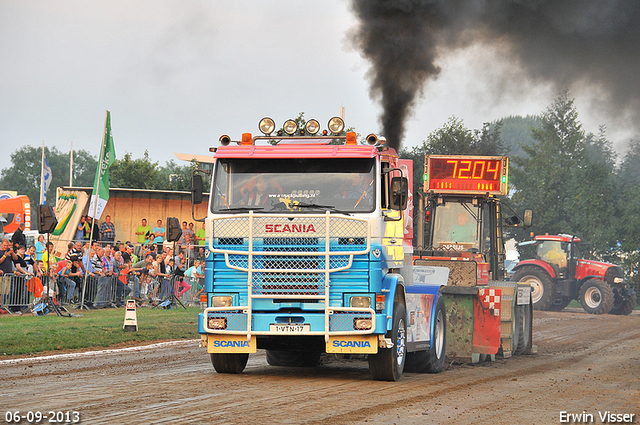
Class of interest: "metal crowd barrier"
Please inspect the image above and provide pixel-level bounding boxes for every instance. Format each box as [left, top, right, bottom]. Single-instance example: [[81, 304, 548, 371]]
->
[[0, 274, 58, 313]]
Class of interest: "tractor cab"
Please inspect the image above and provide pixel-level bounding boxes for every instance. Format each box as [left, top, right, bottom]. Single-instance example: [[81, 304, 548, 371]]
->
[[533, 235, 581, 279]]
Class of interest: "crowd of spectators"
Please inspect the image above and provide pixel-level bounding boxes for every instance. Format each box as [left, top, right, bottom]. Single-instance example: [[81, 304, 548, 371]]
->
[[0, 216, 206, 314]]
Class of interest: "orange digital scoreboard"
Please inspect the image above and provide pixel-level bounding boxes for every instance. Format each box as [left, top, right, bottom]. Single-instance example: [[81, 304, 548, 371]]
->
[[423, 155, 508, 195]]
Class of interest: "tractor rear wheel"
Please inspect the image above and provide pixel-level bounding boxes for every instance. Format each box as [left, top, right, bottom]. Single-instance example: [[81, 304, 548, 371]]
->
[[579, 279, 614, 315], [610, 287, 637, 316], [512, 266, 555, 311]]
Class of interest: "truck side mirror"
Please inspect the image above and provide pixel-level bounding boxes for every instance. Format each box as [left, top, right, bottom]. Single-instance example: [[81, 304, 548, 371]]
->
[[389, 177, 408, 210], [192, 174, 204, 205], [523, 209, 533, 227]]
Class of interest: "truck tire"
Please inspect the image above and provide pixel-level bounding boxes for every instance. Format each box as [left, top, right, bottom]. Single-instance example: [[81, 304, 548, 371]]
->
[[266, 350, 322, 367], [404, 296, 446, 373], [548, 296, 571, 311], [369, 302, 407, 381], [514, 303, 531, 355], [610, 287, 637, 316], [579, 279, 614, 315], [512, 266, 555, 311], [210, 353, 249, 374]]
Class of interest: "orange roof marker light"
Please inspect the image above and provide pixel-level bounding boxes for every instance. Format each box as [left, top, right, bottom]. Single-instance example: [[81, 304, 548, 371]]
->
[[346, 131, 357, 145], [241, 133, 253, 146]]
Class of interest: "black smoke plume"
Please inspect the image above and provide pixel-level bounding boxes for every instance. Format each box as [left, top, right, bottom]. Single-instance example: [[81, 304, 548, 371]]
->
[[349, 0, 640, 151]]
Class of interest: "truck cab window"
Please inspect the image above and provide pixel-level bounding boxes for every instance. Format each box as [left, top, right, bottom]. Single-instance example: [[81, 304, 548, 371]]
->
[[210, 158, 376, 214]]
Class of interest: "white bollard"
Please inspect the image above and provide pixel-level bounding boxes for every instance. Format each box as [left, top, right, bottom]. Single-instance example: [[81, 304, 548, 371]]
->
[[123, 299, 138, 331]]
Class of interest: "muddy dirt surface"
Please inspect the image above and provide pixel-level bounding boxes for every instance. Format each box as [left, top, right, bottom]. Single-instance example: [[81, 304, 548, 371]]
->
[[2, 309, 639, 425]]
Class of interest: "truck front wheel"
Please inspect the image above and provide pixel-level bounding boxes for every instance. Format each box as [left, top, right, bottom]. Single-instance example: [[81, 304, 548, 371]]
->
[[512, 266, 555, 311], [404, 296, 446, 373], [210, 353, 249, 374], [579, 279, 614, 314], [369, 302, 407, 381]]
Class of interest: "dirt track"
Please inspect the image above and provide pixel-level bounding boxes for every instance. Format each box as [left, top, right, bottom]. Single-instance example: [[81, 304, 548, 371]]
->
[[2, 309, 639, 425]]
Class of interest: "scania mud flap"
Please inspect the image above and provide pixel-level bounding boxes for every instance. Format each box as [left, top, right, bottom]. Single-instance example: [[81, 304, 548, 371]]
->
[[207, 335, 257, 354]]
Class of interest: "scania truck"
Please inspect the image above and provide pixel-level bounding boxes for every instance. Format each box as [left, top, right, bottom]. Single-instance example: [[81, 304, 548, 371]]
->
[[191, 117, 532, 380], [191, 116, 453, 381]]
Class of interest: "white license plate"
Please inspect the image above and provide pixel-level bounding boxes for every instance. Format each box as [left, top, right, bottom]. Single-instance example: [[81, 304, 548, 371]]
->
[[269, 324, 310, 333]]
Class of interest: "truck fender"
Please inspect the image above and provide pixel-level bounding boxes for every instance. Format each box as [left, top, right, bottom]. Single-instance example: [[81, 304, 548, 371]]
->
[[513, 259, 557, 279], [430, 290, 445, 350], [410, 285, 445, 350], [382, 272, 406, 330]]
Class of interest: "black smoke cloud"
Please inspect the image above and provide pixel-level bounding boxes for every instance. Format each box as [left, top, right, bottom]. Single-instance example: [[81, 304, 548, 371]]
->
[[349, 0, 640, 151]]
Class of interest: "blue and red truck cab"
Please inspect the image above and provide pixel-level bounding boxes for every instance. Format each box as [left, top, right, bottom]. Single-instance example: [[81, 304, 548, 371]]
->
[[192, 116, 447, 380]]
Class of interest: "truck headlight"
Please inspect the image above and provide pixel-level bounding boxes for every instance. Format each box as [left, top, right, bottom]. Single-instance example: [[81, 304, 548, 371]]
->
[[305, 119, 320, 135], [212, 296, 233, 307], [283, 119, 298, 135], [613, 277, 624, 284], [354, 318, 372, 330], [208, 317, 227, 330], [350, 296, 371, 308], [328, 116, 344, 134], [259, 117, 275, 135]]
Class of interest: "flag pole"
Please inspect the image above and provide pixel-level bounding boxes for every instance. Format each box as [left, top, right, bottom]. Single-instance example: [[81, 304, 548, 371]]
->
[[80, 111, 109, 310], [70, 141, 74, 187], [40, 141, 45, 205]]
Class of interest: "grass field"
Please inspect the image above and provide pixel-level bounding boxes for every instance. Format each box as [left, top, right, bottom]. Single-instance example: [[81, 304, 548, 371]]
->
[[0, 306, 201, 356]]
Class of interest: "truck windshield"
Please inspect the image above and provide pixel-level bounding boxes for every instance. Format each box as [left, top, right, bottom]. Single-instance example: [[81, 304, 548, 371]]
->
[[211, 157, 376, 214], [432, 202, 479, 250]]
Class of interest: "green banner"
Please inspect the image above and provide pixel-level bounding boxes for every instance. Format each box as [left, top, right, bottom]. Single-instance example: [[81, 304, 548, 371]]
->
[[88, 110, 116, 219]]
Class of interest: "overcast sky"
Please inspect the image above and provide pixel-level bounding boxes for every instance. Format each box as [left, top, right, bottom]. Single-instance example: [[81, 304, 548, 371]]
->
[[1, 0, 635, 177]]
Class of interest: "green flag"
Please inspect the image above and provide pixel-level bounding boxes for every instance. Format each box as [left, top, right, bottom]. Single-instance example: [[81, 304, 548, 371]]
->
[[88, 110, 116, 220]]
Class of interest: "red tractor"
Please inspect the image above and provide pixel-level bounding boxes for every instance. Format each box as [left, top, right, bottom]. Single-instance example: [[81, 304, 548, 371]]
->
[[513, 234, 637, 315]]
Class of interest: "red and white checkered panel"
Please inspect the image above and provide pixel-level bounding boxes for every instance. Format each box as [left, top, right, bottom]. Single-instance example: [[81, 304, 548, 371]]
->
[[478, 287, 501, 317]]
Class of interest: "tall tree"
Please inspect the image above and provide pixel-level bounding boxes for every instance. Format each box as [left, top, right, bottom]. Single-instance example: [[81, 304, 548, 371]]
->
[[110, 151, 163, 190], [616, 139, 640, 277], [510, 92, 617, 255], [493, 115, 542, 158], [570, 127, 618, 256], [0, 145, 97, 229]]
